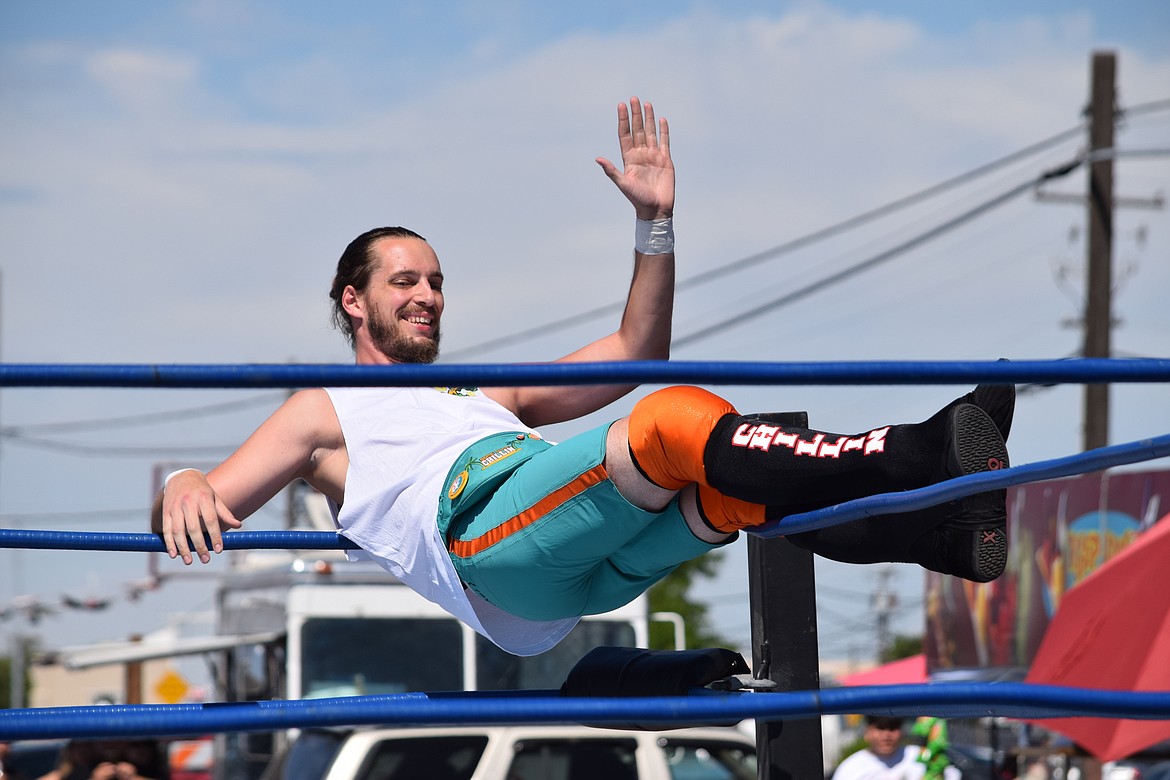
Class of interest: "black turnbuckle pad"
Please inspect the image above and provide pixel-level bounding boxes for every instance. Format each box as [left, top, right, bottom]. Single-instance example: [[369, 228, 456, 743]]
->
[[561, 646, 750, 697], [560, 646, 751, 730]]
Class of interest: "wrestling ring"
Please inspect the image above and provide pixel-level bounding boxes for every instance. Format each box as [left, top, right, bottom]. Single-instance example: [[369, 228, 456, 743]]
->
[[2, 358, 1169, 773]]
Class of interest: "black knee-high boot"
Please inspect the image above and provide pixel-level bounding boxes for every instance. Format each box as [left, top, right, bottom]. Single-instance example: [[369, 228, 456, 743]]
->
[[702, 386, 1013, 582], [703, 399, 958, 509]]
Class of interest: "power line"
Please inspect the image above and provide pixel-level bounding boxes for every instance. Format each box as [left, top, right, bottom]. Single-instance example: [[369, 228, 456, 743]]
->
[[816, 603, 879, 629], [816, 583, 874, 600], [1, 501, 286, 525], [5, 392, 283, 435], [1, 507, 148, 523], [442, 123, 1088, 359], [670, 124, 1085, 287], [0, 393, 283, 458], [671, 153, 1087, 348], [1124, 97, 1170, 117], [0, 432, 238, 457]]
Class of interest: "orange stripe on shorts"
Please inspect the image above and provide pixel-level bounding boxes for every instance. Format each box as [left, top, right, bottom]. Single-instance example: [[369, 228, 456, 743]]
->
[[448, 463, 608, 559]]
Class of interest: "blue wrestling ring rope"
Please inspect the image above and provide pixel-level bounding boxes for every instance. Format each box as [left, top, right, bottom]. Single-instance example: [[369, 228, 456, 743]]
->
[[1, 684, 1169, 741], [2, 430, 1168, 552], [2, 357, 1169, 388], [3, 357, 1169, 743]]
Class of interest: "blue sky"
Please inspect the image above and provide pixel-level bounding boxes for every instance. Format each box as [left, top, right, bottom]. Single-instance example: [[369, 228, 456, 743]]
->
[[1, 1, 1168, 682]]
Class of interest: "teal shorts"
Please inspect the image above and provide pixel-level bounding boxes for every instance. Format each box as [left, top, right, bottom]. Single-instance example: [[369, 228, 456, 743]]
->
[[437, 424, 724, 621]]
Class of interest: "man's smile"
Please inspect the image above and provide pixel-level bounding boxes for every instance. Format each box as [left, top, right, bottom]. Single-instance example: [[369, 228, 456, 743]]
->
[[403, 310, 436, 334]]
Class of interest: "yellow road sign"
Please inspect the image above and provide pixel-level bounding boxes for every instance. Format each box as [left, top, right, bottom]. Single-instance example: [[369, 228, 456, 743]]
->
[[155, 668, 190, 704]]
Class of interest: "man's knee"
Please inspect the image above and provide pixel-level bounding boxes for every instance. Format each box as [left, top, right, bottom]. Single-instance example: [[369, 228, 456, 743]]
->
[[627, 386, 738, 490], [696, 485, 766, 532]]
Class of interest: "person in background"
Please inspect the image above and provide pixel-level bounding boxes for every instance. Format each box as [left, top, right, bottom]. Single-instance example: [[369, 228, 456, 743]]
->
[[832, 716, 960, 780], [34, 740, 159, 780]]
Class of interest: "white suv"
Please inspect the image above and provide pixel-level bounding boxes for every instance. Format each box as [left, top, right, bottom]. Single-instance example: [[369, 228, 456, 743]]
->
[[279, 724, 757, 780]]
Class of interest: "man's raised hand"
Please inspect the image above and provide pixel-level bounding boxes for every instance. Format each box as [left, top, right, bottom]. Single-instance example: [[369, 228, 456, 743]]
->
[[596, 96, 675, 221]]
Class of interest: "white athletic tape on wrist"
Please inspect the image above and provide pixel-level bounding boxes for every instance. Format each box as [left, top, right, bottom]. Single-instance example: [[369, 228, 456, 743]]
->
[[164, 468, 201, 492], [635, 217, 674, 255]]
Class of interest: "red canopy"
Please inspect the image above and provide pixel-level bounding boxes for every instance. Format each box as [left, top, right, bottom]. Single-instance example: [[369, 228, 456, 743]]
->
[[838, 654, 927, 687], [1025, 512, 1170, 760]]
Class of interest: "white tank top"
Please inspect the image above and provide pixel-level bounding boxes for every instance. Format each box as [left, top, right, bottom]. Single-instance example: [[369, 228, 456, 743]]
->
[[323, 386, 579, 655]]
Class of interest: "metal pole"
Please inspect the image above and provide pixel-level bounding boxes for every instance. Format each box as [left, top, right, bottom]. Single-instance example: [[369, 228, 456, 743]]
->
[[649, 611, 687, 651], [749, 536, 824, 779], [10, 633, 24, 710], [747, 411, 824, 779]]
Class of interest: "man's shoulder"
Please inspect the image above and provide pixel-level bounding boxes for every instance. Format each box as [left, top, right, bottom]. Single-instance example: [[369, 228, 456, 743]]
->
[[832, 748, 879, 777], [290, 387, 335, 413], [280, 389, 345, 440]]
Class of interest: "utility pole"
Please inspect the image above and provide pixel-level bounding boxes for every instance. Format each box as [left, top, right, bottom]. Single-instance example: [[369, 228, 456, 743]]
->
[[1038, 51, 1161, 449], [1083, 50, 1116, 452], [871, 566, 897, 661]]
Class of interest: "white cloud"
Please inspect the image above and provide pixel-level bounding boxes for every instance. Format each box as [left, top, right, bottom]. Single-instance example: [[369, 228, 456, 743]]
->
[[84, 48, 200, 112]]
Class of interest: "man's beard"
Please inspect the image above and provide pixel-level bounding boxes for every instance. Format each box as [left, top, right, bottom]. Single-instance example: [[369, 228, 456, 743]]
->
[[368, 304, 441, 364]]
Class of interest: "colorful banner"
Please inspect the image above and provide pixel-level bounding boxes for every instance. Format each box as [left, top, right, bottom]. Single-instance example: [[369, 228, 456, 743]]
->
[[924, 467, 1170, 675]]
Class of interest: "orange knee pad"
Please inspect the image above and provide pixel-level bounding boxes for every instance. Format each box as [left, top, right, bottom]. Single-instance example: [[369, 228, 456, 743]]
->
[[627, 386, 737, 491]]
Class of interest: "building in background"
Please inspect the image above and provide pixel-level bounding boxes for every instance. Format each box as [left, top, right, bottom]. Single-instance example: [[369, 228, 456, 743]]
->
[[925, 466, 1169, 678]]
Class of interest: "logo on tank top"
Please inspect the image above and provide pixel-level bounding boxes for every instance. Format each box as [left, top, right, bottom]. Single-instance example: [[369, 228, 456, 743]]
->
[[434, 386, 478, 396]]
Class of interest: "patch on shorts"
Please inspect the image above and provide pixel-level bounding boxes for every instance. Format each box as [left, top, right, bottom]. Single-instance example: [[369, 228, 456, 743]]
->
[[448, 469, 470, 500], [448, 434, 542, 500], [476, 433, 543, 470], [478, 443, 520, 468]]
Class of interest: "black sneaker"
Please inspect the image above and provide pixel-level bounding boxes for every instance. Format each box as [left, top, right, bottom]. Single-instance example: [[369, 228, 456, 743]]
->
[[911, 403, 1009, 582]]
